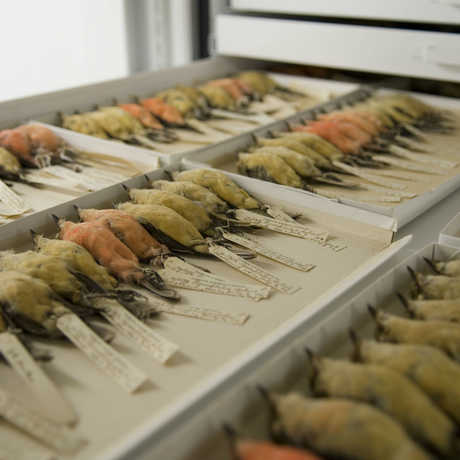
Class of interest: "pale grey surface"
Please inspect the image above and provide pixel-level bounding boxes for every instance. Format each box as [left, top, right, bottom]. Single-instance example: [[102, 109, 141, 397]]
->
[[398, 186, 460, 252]]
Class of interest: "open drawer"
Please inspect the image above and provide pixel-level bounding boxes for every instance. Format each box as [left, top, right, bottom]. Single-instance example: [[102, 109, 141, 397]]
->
[[146, 241, 456, 459], [183, 85, 460, 229], [0, 164, 410, 459], [216, 15, 460, 82], [229, 0, 460, 25]]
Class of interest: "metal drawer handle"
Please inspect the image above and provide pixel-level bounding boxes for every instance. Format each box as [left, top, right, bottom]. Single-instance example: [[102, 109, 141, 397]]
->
[[422, 44, 460, 67]]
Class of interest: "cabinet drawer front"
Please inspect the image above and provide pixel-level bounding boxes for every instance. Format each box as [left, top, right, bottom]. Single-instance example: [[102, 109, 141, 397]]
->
[[217, 16, 460, 82], [230, 0, 460, 24]]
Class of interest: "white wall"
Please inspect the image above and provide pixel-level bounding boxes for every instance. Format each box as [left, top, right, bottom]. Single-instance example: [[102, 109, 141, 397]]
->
[[0, 0, 129, 102], [169, 0, 194, 67]]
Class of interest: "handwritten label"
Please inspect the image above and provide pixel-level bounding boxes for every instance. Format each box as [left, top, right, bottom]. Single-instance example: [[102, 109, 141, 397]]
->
[[0, 333, 76, 425], [266, 206, 297, 222], [155, 303, 249, 326], [404, 124, 429, 142], [333, 161, 408, 190], [98, 300, 179, 364], [209, 245, 300, 294], [378, 157, 445, 175], [43, 166, 105, 191], [234, 209, 328, 243], [186, 119, 231, 139], [361, 183, 416, 198], [0, 386, 85, 454], [390, 145, 456, 169], [0, 180, 30, 216], [321, 239, 348, 252], [210, 108, 275, 125], [136, 294, 250, 325], [163, 257, 220, 280], [163, 257, 270, 297], [57, 314, 147, 393], [222, 231, 315, 272], [159, 268, 270, 301]]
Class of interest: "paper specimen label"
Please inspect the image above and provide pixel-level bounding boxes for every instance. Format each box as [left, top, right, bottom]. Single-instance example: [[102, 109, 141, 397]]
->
[[164, 257, 226, 282], [0, 333, 76, 425], [22, 172, 83, 192], [333, 161, 407, 190], [159, 268, 270, 301], [395, 135, 423, 150], [321, 239, 348, 252], [404, 124, 429, 142], [174, 130, 225, 145], [374, 169, 418, 181], [155, 302, 249, 326], [0, 387, 85, 454], [209, 244, 300, 294], [390, 145, 456, 169], [210, 108, 274, 125], [47, 166, 106, 191], [234, 209, 328, 243], [0, 180, 30, 216], [56, 314, 147, 393], [186, 119, 231, 139], [222, 231, 315, 272], [139, 295, 250, 325], [361, 183, 416, 198], [379, 156, 445, 175], [266, 205, 297, 223], [163, 257, 272, 296], [32, 165, 128, 192], [96, 299, 178, 364]]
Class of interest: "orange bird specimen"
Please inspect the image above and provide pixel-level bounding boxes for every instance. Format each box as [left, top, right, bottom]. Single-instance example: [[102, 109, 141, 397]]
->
[[0, 129, 37, 167], [140, 97, 185, 126], [77, 208, 170, 264], [58, 219, 178, 299], [225, 426, 322, 460], [17, 124, 63, 153], [235, 440, 322, 460], [207, 78, 251, 103], [118, 104, 165, 131]]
